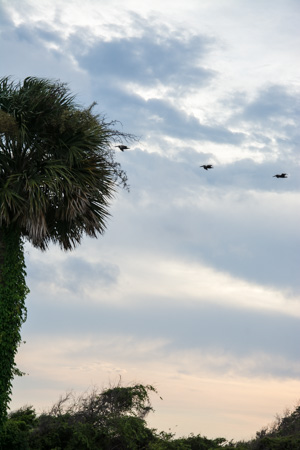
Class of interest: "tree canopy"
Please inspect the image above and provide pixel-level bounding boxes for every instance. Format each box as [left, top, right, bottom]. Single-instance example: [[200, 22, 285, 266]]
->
[[0, 76, 132, 250]]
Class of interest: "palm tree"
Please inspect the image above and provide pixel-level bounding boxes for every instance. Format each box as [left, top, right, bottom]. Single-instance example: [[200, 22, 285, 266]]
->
[[0, 76, 133, 425]]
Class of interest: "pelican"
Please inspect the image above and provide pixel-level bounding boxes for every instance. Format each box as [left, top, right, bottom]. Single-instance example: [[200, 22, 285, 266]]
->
[[200, 164, 213, 170], [273, 173, 288, 178], [115, 145, 129, 151]]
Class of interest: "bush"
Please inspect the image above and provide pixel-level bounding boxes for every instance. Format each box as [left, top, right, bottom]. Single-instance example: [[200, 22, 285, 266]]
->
[[0, 406, 36, 450], [2, 386, 300, 449], [2, 383, 159, 449]]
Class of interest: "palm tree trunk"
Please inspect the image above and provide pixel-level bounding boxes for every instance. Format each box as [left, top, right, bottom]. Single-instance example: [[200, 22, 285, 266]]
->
[[0, 226, 29, 427]]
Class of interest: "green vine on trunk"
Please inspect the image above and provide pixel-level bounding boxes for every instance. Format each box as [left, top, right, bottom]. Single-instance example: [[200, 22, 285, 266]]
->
[[0, 226, 29, 427]]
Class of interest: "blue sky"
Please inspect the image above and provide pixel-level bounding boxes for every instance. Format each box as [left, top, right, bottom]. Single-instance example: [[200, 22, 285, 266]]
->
[[1, 0, 300, 441]]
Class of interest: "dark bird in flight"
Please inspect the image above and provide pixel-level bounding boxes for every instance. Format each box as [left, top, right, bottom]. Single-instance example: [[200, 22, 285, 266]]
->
[[115, 145, 129, 151], [273, 173, 288, 178], [200, 164, 213, 170]]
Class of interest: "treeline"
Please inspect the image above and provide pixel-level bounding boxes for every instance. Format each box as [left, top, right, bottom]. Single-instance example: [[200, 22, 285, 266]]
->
[[0, 383, 299, 449]]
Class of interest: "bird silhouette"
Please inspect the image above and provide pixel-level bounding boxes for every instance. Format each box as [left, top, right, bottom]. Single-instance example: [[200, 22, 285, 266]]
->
[[200, 164, 213, 170], [273, 173, 288, 178], [115, 145, 129, 151]]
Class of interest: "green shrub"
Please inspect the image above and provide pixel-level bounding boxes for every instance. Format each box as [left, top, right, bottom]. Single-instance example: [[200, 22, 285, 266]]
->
[[0, 406, 36, 450]]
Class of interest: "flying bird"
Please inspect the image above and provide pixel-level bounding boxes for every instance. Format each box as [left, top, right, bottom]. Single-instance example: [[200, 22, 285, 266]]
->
[[200, 164, 213, 170], [115, 145, 129, 151], [273, 173, 288, 178]]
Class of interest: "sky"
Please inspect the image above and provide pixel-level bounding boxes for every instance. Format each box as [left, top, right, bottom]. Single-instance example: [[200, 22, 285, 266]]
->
[[1, 0, 300, 441]]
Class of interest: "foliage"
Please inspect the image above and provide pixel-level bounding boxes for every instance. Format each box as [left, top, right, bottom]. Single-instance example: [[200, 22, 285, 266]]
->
[[0, 227, 29, 426], [0, 382, 235, 449], [246, 403, 300, 450], [0, 406, 36, 450], [251, 436, 300, 450], [2, 384, 300, 449], [268, 405, 300, 437], [153, 433, 227, 450], [1, 383, 160, 449]]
